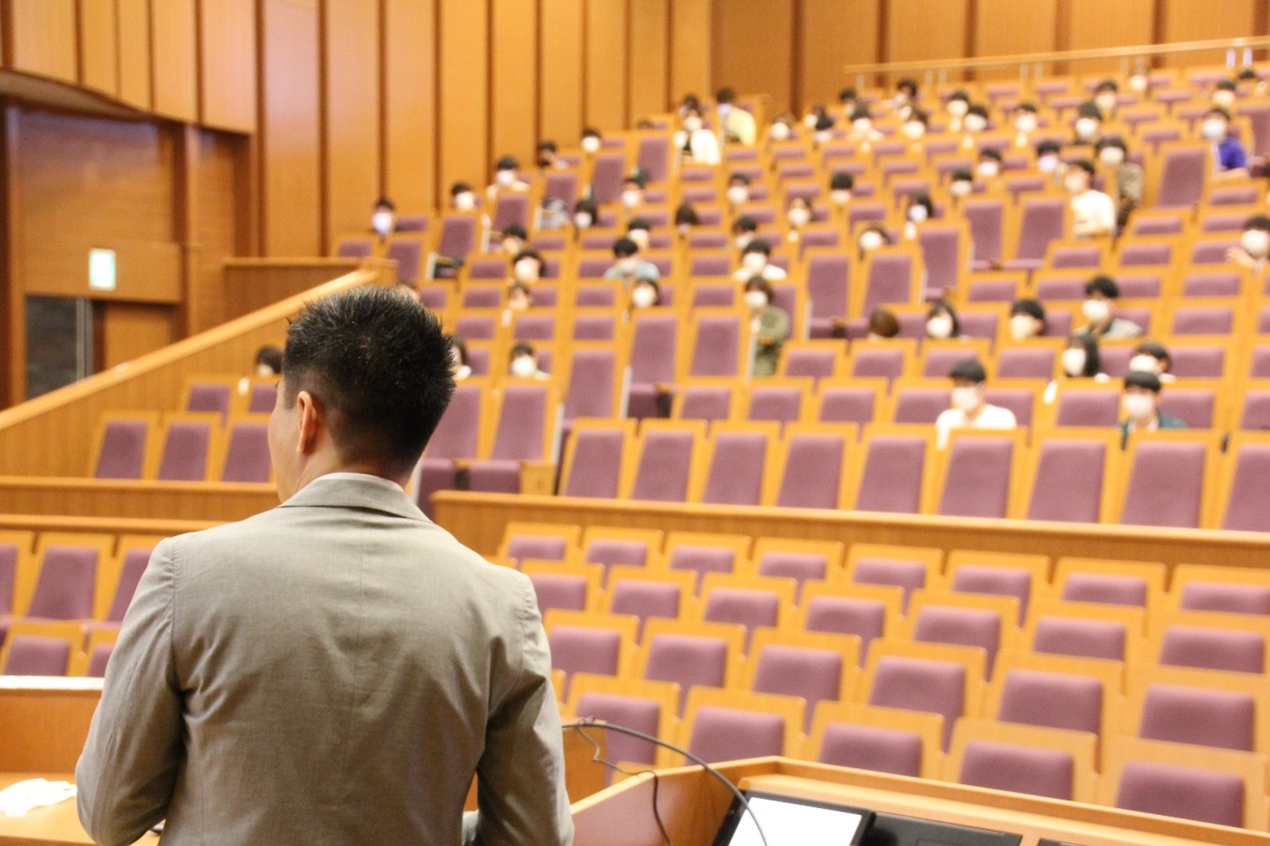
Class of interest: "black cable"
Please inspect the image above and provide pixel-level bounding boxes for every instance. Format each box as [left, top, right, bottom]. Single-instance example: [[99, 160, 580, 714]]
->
[[562, 718, 769, 846], [570, 722, 674, 846]]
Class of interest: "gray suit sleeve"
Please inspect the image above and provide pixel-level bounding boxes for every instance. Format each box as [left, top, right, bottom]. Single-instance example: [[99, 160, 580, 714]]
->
[[76, 540, 184, 846], [466, 575, 574, 846]]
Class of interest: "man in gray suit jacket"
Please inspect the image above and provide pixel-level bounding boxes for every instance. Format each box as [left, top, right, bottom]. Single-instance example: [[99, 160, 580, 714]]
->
[[77, 288, 573, 846]]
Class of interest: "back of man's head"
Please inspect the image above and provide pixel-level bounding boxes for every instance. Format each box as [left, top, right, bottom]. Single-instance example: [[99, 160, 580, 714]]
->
[[283, 288, 455, 476]]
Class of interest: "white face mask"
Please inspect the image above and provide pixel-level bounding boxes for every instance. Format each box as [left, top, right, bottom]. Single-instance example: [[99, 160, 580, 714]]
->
[[453, 192, 475, 211], [513, 259, 539, 283], [964, 114, 988, 133], [1241, 229, 1270, 257], [372, 211, 394, 236], [1128, 73, 1148, 93], [1061, 347, 1087, 376], [735, 234, 753, 250], [628, 229, 650, 251], [1008, 314, 1037, 341], [631, 285, 657, 309], [977, 161, 1000, 177], [717, 103, 732, 118], [949, 180, 972, 198], [902, 121, 925, 139], [950, 386, 981, 412], [1095, 93, 1117, 114], [677, 222, 690, 237], [1213, 89, 1236, 108], [616, 257, 639, 275], [804, 113, 819, 129], [907, 205, 929, 223], [742, 252, 768, 271], [1099, 147, 1125, 167], [503, 238, 523, 256], [727, 185, 749, 205], [1129, 354, 1160, 374], [743, 290, 768, 310], [1074, 117, 1099, 140], [496, 169, 516, 187], [788, 207, 811, 227], [852, 118, 872, 133], [622, 189, 642, 209], [1201, 119, 1226, 140], [1038, 154, 1059, 173], [1014, 114, 1037, 134], [581, 135, 601, 154], [814, 129, 833, 146], [1123, 393, 1155, 420], [769, 122, 791, 141], [1064, 173, 1087, 194], [1081, 298, 1111, 324], [510, 356, 537, 378], [858, 231, 885, 252], [574, 212, 593, 229], [830, 189, 851, 206], [255, 363, 276, 378], [683, 116, 703, 133], [893, 92, 910, 108], [948, 100, 969, 117], [926, 314, 954, 339]]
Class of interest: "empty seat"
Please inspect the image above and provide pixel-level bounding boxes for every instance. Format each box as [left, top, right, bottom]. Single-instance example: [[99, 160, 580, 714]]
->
[[1118, 435, 1214, 529], [768, 424, 854, 509], [92, 413, 156, 479], [803, 701, 943, 777], [568, 674, 679, 767], [636, 619, 745, 713], [944, 719, 1096, 801], [675, 688, 804, 764], [863, 641, 985, 749], [623, 421, 703, 503], [935, 433, 1019, 519]]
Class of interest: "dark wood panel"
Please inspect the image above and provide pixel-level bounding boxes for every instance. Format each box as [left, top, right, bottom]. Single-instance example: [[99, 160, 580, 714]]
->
[[115, 0, 151, 110], [199, 0, 258, 132]]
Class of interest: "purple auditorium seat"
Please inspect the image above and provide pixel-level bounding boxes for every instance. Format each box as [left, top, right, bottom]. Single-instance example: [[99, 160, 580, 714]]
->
[[385, 239, 424, 285], [576, 256, 614, 279], [1034, 275, 1087, 301], [996, 669, 1104, 735], [575, 284, 616, 308], [996, 347, 1055, 379], [609, 581, 681, 635], [1159, 626, 1264, 674], [1032, 617, 1128, 661], [589, 153, 626, 205], [1221, 442, 1270, 532], [1025, 438, 1109, 523], [702, 589, 780, 646], [1156, 388, 1214, 429], [983, 388, 1033, 427], [468, 384, 555, 494], [565, 348, 620, 422], [817, 386, 877, 425], [798, 228, 840, 255], [530, 234, 566, 252], [922, 348, 979, 378], [952, 566, 1033, 622], [1114, 273, 1164, 298], [1182, 272, 1243, 298], [805, 255, 850, 338], [747, 386, 804, 427], [1154, 146, 1208, 208], [573, 691, 664, 765], [867, 656, 967, 748], [248, 383, 277, 414], [629, 429, 696, 502], [965, 278, 1017, 303], [854, 436, 929, 515], [1171, 306, 1233, 335], [917, 225, 964, 296], [689, 255, 732, 277], [336, 237, 374, 259], [912, 606, 1003, 670], [1139, 684, 1256, 751], [417, 383, 483, 512], [561, 428, 624, 499], [27, 546, 99, 620], [1181, 581, 1270, 615], [94, 418, 151, 480], [773, 431, 848, 509], [687, 705, 788, 763], [804, 597, 885, 659], [1251, 346, 1270, 377], [628, 315, 680, 419], [958, 313, 1000, 347], [583, 539, 650, 574], [417, 285, 448, 311], [0, 544, 17, 616], [542, 171, 578, 208], [1115, 760, 1246, 828], [937, 436, 1015, 519], [636, 135, 671, 183], [468, 257, 509, 282], [433, 214, 479, 265], [756, 552, 828, 593], [1054, 389, 1120, 427], [86, 644, 113, 677], [511, 313, 556, 342], [156, 420, 213, 482], [1062, 573, 1148, 608], [892, 388, 950, 424], [1117, 243, 1171, 267], [3, 635, 72, 675], [1120, 441, 1208, 528], [396, 215, 427, 232], [850, 347, 907, 382], [1132, 216, 1183, 236], [688, 314, 743, 378], [1191, 238, 1240, 265], [1199, 212, 1248, 233], [1169, 345, 1225, 378], [1049, 245, 1101, 268], [185, 383, 231, 420], [861, 253, 915, 316], [505, 535, 568, 564], [700, 430, 770, 506], [454, 314, 496, 340], [816, 722, 925, 776], [106, 548, 152, 622], [643, 633, 732, 712], [688, 231, 728, 249], [528, 574, 589, 615], [1139, 125, 1182, 153], [462, 285, 503, 308], [691, 284, 735, 308], [547, 626, 622, 688], [958, 741, 1078, 801], [783, 347, 838, 380], [963, 199, 1006, 269], [848, 203, 888, 227], [677, 385, 734, 423], [573, 312, 617, 341], [667, 545, 736, 589], [220, 419, 270, 480], [1098, 345, 1134, 379], [1003, 197, 1066, 271], [751, 645, 845, 729], [852, 559, 926, 610]]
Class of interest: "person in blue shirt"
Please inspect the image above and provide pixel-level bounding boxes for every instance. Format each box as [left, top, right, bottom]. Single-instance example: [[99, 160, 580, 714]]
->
[[1201, 106, 1248, 179]]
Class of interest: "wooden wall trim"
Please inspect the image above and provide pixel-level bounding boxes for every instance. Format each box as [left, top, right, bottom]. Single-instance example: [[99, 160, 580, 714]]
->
[[0, 511, 215, 535], [0, 477, 277, 522]]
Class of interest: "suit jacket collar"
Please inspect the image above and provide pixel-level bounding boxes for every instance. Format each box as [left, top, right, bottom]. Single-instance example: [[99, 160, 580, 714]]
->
[[278, 473, 426, 522]]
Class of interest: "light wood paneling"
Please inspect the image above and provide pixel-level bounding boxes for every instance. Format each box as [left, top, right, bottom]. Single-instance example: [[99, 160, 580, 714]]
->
[[1064, 0, 1155, 55], [189, 130, 247, 333], [438, 0, 489, 203], [585, 0, 628, 132], [975, 0, 1057, 80], [712, 0, 793, 114], [885, 0, 970, 65], [383, 0, 437, 212], [670, 0, 710, 102], [7, 0, 77, 82], [802, 0, 876, 112], [115, 0, 152, 110], [540, 0, 585, 145], [0, 479, 279, 521], [0, 683, 103, 772], [150, 0, 197, 121], [221, 258, 360, 321], [1160, 0, 1257, 67], [490, 0, 538, 167], [77, 0, 118, 96], [628, 0, 669, 122], [97, 303, 177, 368], [259, 0, 321, 257], [321, 0, 380, 249], [199, 0, 258, 132]]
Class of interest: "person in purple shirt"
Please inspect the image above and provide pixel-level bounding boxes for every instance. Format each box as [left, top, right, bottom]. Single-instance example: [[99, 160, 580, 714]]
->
[[1201, 106, 1249, 179]]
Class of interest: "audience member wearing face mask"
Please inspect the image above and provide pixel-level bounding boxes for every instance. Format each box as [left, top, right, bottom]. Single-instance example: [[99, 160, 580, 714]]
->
[[962, 104, 990, 141], [934, 358, 1017, 448], [975, 148, 1003, 181], [371, 197, 397, 239], [509, 249, 544, 286], [785, 197, 813, 240], [448, 336, 472, 381], [572, 199, 599, 234], [580, 127, 603, 155], [1093, 79, 1120, 120], [1065, 159, 1116, 239], [767, 115, 795, 143], [620, 170, 648, 212], [732, 216, 759, 252], [902, 110, 929, 145], [507, 342, 549, 380], [925, 301, 963, 341], [1035, 140, 1063, 179], [1095, 136, 1143, 228], [744, 277, 791, 377], [903, 192, 934, 240], [628, 278, 661, 313], [536, 140, 565, 170], [948, 168, 976, 203], [499, 224, 528, 258], [1074, 275, 1143, 339], [1072, 102, 1103, 146], [1008, 299, 1046, 341], [1059, 334, 1105, 380], [891, 78, 919, 121], [828, 172, 854, 209], [945, 91, 970, 132], [487, 155, 529, 203], [1228, 215, 1270, 269], [1117, 371, 1186, 446], [857, 225, 890, 258], [449, 182, 477, 212], [726, 173, 751, 208], [674, 202, 699, 238], [502, 283, 532, 325], [675, 106, 721, 165], [847, 106, 880, 144], [732, 239, 787, 283], [1013, 102, 1040, 146], [603, 237, 660, 285], [1128, 340, 1175, 383], [254, 346, 283, 379], [1201, 106, 1249, 180], [717, 86, 757, 146], [1212, 78, 1238, 110]]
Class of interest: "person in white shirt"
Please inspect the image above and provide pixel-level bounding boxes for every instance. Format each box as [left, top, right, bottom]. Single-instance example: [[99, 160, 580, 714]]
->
[[674, 105, 721, 165], [716, 87, 756, 146], [486, 156, 529, 203], [732, 239, 787, 283], [935, 359, 1017, 448], [1065, 159, 1116, 238]]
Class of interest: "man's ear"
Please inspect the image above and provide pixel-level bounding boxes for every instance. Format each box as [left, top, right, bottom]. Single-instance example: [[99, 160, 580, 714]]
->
[[295, 390, 323, 454]]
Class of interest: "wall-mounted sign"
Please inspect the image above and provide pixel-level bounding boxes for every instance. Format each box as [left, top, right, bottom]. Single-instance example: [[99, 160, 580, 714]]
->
[[88, 248, 117, 291]]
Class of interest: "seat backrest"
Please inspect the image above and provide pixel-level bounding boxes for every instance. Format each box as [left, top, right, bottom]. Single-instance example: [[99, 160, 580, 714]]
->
[[561, 424, 626, 500], [937, 435, 1015, 519], [564, 348, 621, 421], [853, 433, 929, 514], [818, 385, 878, 425], [1025, 437, 1110, 523], [867, 655, 969, 749], [628, 425, 698, 502], [425, 382, 483, 459], [1114, 757, 1248, 828], [1139, 683, 1257, 751], [27, 545, 99, 620], [155, 419, 213, 482], [697, 428, 771, 506], [1054, 389, 1120, 427], [185, 382, 232, 420], [106, 547, 153, 622], [1120, 440, 1209, 529], [1012, 197, 1066, 261], [1159, 625, 1265, 675], [996, 668, 1105, 735], [956, 737, 1081, 800], [220, 421, 272, 483], [996, 346, 1054, 379], [774, 430, 848, 509], [805, 254, 850, 320], [862, 252, 915, 316], [629, 314, 680, 385], [687, 313, 744, 378], [385, 238, 424, 284], [3, 634, 72, 675], [93, 417, 152, 479], [1155, 145, 1208, 208], [487, 384, 555, 462]]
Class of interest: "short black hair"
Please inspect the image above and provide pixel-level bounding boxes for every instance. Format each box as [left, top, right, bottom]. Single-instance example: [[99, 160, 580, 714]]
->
[[582, 126, 602, 139], [537, 140, 557, 153], [1125, 370, 1162, 393], [1206, 106, 1233, 122], [509, 342, 536, 360], [1095, 78, 1118, 93], [950, 90, 970, 102], [1010, 299, 1045, 321], [1216, 78, 1238, 92], [1070, 158, 1096, 176], [512, 248, 544, 270], [742, 239, 772, 256], [979, 147, 1002, 161], [949, 358, 986, 383], [255, 345, 283, 374], [928, 300, 961, 336], [627, 217, 651, 232], [897, 78, 918, 96], [729, 172, 752, 185], [503, 223, 528, 240], [1096, 135, 1128, 153], [815, 115, 835, 131], [1036, 140, 1062, 156], [1067, 333, 1101, 377], [1237, 69, 1257, 81], [282, 287, 455, 475], [449, 182, 473, 196], [838, 87, 857, 102], [1134, 340, 1170, 361], [1086, 274, 1120, 299], [495, 155, 518, 170], [830, 171, 855, 190], [1245, 215, 1270, 232], [625, 167, 649, 188], [950, 167, 974, 182], [732, 215, 759, 234], [574, 198, 598, 216], [908, 109, 929, 126], [744, 276, 774, 299], [908, 191, 934, 216], [373, 197, 395, 211], [716, 87, 737, 104], [674, 202, 699, 226], [1077, 101, 1103, 120], [967, 104, 989, 119], [1016, 101, 1038, 114], [850, 106, 870, 122], [613, 237, 639, 257]]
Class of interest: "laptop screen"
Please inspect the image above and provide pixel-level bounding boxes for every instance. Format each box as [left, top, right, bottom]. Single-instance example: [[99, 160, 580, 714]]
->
[[713, 790, 873, 846]]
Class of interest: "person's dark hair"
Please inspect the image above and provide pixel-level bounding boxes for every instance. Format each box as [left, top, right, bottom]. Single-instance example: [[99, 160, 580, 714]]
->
[[1036, 140, 1062, 156], [537, 140, 557, 153], [850, 106, 871, 122], [680, 93, 701, 111], [509, 342, 536, 361], [1095, 78, 1119, 94], [1010, 298, 1045, 321], [574, 198, 598, 217], [830, 171, 855, 190], [503, 223, 528, 241], [627, 217, 651, 233], [1134, 340, 1170, 362], [967, 104, 989, 120], [742, 239, 772, 257], [633, 277, 660, 303], [1205, 106, 1233, 122], [979, 147, 1002, 162], [449, 182, 472, 197], [674, 202, 699, 226], [1085, 274, 1119, 299], [625, 166, 649, 188], [512, 248, 544, 271], [1016, 101, 1038, 114], [729, 172, 752, 186], [950, 167, 974, 183], [838, 87, 857, 103], [1216, 78, 1238, 92], [373, 196, 395, 212], [815, 115, 835, 131], [908, 191, 934, 217], [1067, 334, 1101, 377], [744, 276, 774, 300], [1070, 158, 1096, 176], [948, 358, 986, 383], [1077, 101, 1103, 120], [582, 126, 602, 140], [507, 282, 532, 301], [732, 215, 759, 234], [1236, 69, 1257, 82], [867, 308, 900, 338], [449, 335, 468, 367], [495, 155, 518, 171], [949, 90, 970, 103], [908, 109, 929, 126], [859, 224, 891, 245], [897, 78, 918, 97], [1096, 135, 1128, 154], [282, 288, 454, 475], [1244, 214, 1270, 232], [613, 237, 639, 257], [927, 300, 961, 336], [255, 345, 283, 375], [716, 87, 737, 104], [1124, 370, 1163, 393]]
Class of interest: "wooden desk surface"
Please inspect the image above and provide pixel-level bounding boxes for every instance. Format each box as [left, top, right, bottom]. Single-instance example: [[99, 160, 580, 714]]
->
[[0, 774, 158, 846]]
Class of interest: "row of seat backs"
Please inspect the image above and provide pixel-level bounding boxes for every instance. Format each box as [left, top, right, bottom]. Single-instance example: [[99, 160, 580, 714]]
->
[[0, 619, 117, 677], [0, 530, 159, 623], [91, 411, 273, 484]]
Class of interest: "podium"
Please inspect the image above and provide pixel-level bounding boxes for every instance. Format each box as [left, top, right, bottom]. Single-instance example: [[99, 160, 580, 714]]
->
[[570, 757, 1270, 846]]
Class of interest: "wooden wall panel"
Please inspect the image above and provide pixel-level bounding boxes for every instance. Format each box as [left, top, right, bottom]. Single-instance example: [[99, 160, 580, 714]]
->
[[490, 0, 538, 168], [77, 0, 118, 96], [1064, 0, 1154, 51], [259, 0, 321, 257], [437, 0, 489, 204], [115, 0, 152, 110], [150, 0, 198, 121], [383, 0, 437, 213], [669, 0, 710, 102], [321, 0, 380, 248], [97, 304, 176, 369], [627, 0, 669, 122], [801, 0, 875, 112], [585, 0, 628, 132], [711, 0, 793, 114], [885, 0, 970, 65], [189, 130, 246, 333], [540, 0, 585, 146], [7, 0, 77, 82], [199, 0, 258, 132], [1159, 0, 1257, 67], [975, 0, 1057, 58]]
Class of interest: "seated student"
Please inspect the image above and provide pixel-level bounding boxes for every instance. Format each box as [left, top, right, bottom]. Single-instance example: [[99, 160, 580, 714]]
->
[[890, 77, 919, 121], [1036, 139, 1063, 180], [510, 249, 544, 286], [1129, 340, 1175, 383], [1118, 371, 1186, 443], [717, 87, 757, 146], [508, 342, 550, 380], [254, 346, 283, 378], [1227, 214, 1270, 269], [498, 223, 529, 257], [901, 109, 929, 148], [1044, 333, 1108, 403], [903, 192, 934, 240], [732, 215, 759, 252], [726, 172, 752, 208], [580, 126, 603, 155], [1214, 77, 1240, 108], [572, 198, 599, 235], [1201, 106, 1249, 179], [627, 278, 661, 315], [1012, 102, 1040, 147], [745, 277, 790, 377], [1065, 159, 1116, 239], [828, 171, 854, 210], [371, 197, 397, 239], [536, 140, 566, 170], [856, 224, 891, 259], [1096, 136, 1143, 229], [812, 114, 836, 148], [486, 156, 529, 202], [732, 239, 787, 282], [449, 182, 477, 212], [948, 168, 975, 206], [846, 106, 881, 144], [1074, 275, 1143, 339], [502, 283, 532, 325], [625, 217, 653, 251], [935, 359, 1018, 448], [621, 169, 648, 212], [976, 148, 1004, 186], [449, 335, 472, 381], [603, 237, 660, 285], [945, 90, 970, 133], [1072, 102, 1104, 148], [866, 307, 900, 340], [785, 197, 813, 242], [674, 202, 699, 238], [674, 104, 721, 165], [925, 301, 964, 340], [1008, 299, 1046, 340], [961, 104, 991, 146], [1093, 79, 1120, 120]]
